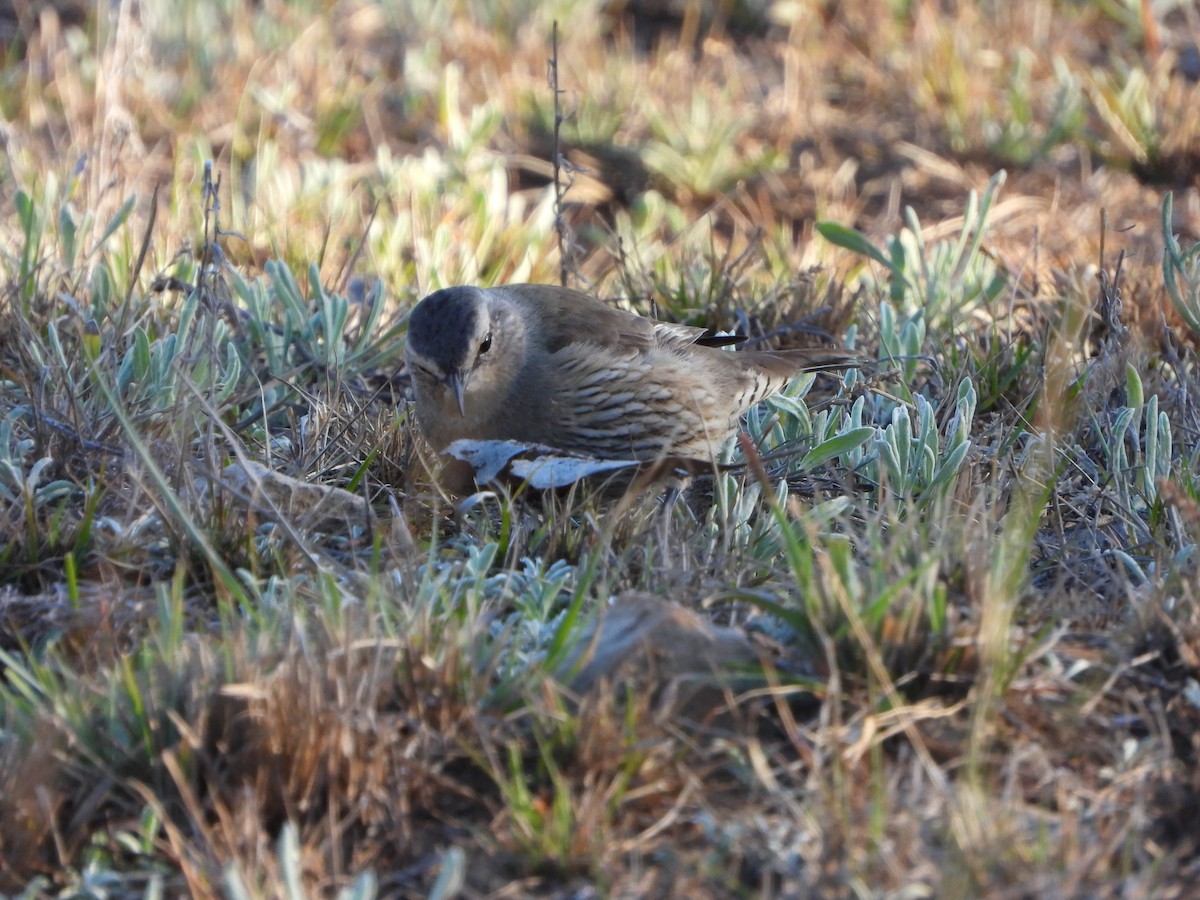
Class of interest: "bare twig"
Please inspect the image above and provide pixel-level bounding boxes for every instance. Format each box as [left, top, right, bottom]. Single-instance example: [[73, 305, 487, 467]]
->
[[548, 22, 576, 287]]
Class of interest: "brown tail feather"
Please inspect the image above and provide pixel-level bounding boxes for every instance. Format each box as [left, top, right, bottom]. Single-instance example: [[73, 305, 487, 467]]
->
[[740, 348, 862, 376]]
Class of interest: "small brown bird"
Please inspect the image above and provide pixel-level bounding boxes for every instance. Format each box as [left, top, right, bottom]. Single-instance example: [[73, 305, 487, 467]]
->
[[404, 284, 857, 464]]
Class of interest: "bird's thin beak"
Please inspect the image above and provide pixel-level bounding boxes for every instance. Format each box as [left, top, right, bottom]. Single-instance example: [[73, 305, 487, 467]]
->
[[445, 371, 467, 416]]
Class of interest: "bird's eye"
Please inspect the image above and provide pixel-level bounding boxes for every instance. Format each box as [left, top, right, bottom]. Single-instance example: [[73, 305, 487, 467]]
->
[[479, 332, 492, 355]]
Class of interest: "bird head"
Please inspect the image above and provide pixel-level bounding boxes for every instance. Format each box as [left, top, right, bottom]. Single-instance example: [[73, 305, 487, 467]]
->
[[405, 286, 499, 416]]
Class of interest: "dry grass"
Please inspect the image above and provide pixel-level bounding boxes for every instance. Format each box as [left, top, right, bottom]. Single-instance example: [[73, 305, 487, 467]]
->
[[2, 0, 1200, 896]]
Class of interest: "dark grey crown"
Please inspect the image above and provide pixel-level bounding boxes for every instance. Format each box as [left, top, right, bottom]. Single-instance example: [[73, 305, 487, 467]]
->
[[408, 287, 484, 368]]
